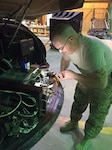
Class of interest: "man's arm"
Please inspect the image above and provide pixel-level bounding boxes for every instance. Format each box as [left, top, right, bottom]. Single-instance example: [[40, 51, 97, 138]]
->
[[60, 56, 70, 71], [74, 67, 108, 89], [58, 67, 108, 89]]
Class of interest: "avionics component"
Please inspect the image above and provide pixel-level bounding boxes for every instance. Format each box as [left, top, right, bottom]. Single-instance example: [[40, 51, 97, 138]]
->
[[0, 80, 46, 148], [10, 38, 34, 58], [0, 67, 40, 84]]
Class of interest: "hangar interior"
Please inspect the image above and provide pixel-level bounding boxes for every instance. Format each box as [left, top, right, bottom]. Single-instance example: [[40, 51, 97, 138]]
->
[[0, 0, 112, 150]]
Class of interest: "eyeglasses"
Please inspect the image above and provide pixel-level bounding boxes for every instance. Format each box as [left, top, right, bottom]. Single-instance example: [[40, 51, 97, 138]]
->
[[51, 37, 70, 51]]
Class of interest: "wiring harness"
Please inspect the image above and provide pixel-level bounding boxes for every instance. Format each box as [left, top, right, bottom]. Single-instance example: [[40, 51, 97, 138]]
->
[[0, 90, 39, 143]]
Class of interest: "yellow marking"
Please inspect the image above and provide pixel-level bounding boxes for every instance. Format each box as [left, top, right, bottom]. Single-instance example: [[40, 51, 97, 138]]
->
[[56, 116, 112, 135]]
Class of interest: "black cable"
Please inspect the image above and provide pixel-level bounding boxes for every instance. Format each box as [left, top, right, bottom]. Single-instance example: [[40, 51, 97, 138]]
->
[[7, 0, 33, 49]]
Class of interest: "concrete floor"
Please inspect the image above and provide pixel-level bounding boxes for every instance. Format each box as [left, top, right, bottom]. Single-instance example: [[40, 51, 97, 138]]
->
[[31, 37, 112, 150]]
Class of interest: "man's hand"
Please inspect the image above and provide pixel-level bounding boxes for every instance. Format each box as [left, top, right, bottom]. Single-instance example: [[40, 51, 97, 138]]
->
[[58, 70, 76, 79], [57, 67, 108, 89]]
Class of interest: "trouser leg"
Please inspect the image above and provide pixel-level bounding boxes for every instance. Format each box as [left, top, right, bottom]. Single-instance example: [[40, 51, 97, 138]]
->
[[70, 83, 89, 123], [84, 81, 112, 139]]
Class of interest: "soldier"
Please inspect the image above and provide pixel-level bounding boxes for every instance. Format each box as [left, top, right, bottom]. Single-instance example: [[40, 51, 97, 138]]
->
[[51, 23, 112, 150]]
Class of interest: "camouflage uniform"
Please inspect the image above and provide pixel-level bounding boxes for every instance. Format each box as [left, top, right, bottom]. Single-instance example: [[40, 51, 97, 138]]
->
[[70, 76, 112, 139]]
